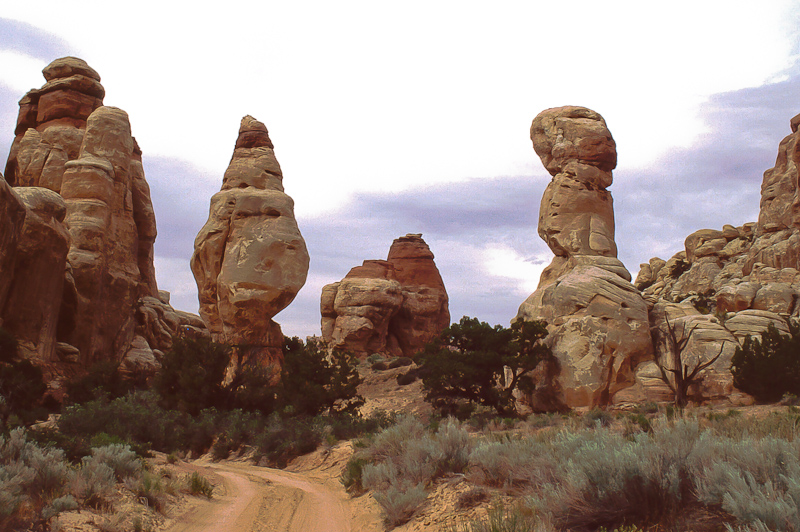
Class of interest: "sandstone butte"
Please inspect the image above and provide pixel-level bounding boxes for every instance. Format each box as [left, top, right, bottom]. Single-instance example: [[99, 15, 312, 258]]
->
[[515, 106, 800, 410], [191, 115, 309, 369], [321, 233, 450, 358], [0, 57, 205, 396]]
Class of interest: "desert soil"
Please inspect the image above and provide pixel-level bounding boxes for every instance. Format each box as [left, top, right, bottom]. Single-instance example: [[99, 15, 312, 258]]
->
[[158, 443, 384, 532]]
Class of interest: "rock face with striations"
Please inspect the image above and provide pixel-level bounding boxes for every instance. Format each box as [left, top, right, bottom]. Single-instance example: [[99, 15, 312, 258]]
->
[[0, 57, 202, 390], [633, 112, 800, 405], [321, 234, 449, 358], [191, 116, 309, 367], [516, 106, 653, 409]]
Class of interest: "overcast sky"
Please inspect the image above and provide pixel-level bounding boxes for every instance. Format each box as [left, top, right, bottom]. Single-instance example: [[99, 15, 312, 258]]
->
[[1, 2, 799, 338]]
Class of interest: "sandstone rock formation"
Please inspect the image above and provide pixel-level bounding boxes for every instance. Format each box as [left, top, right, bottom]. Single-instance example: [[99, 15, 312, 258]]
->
[[321, 234, 450, 358], [516, 106, 653, 409], [0, 57, 203, 391], [191, 116, 309, 367], [0, 175, 25, 326], [632, 111, 800, 405]]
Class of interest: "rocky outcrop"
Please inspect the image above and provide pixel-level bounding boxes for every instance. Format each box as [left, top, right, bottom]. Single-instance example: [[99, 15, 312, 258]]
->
[[191, 116, 309, 367], [516, 106, 653, 409], [2, 187, 69, 363], [634, 112, 800, 405], [0, 57, 203, 391], [0, 175, 26, 325], [321, 234, 449, 358]]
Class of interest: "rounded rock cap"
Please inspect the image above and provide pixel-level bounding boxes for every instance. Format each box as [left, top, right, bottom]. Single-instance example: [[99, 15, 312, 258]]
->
[[43, 57, 101, 82]]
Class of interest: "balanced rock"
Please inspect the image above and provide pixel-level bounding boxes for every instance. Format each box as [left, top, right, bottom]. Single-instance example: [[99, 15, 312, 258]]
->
[[516, 106, 653, 409], [321, 234, 449, 358], [191, 116, 309, 366]]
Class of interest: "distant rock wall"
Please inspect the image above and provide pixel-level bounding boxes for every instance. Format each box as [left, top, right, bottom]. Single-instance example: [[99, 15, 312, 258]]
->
[[191, 116, 309, 367], [0, 57, 204, 394], [321, 234, 450, 358], [632, 112, 800, 406]]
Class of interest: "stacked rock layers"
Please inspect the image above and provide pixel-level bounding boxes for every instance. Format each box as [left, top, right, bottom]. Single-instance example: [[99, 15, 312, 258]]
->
[[516, 106, 653, 409], [321, 234, 450, 358], [0, 57, 202, 391]]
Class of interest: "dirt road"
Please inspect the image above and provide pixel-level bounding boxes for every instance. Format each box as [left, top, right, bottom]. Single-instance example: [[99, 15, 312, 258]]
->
[[162, 453, 382, 532]]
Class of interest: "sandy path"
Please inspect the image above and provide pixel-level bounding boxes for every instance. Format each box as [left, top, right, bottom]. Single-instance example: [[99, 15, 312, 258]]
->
[[162, 460, 373, 532]]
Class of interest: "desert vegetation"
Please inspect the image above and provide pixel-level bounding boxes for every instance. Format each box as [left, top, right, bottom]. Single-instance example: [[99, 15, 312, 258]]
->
[[345, 406, 800, 531], [415, 316, 552, 418], [6, 314, 800, 531], [0, 330, 385, 530]]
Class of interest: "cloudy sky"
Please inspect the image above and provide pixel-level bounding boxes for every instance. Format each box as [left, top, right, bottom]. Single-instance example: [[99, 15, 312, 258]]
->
[[1, 2, 799, 338]]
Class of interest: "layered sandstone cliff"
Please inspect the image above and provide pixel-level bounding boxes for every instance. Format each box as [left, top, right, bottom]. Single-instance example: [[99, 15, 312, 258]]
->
[[631, 112, 800, 405], [191, 116, 309, 367], [321, 233, 449, 358], [0, 57, 202, 391]]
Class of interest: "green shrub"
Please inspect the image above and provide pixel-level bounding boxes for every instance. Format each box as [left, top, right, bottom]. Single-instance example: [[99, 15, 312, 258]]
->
[[388, 357, 413, 369], [0, 354, 48, 429], [187, 472, 213, 498], [155, 337, 232, 415], [69, 457, 115, 508], [88, 444, 142, 481], [41, 495, 78, 520], [396, 371, 417, 386], [128, 470, 168, 513], [452, 503, 536, 532], [253, 415, 324, 468], [341, 457, 368, 493], [357, 417, 472, 526], [366, 354, 385, 364], [65, 360, 135, 405], [417, 317, 551, 417], [731, 321, 800, 402], [56, 391, 217, 457], [372, 481, 427, 527], [582, 407, 613, 428], [280, 338, 364, 416]]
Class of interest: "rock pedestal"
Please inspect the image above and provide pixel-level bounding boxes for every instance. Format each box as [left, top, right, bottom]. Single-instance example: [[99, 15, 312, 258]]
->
[[191, 116, 309, 367], [516, 106, 653, 409]]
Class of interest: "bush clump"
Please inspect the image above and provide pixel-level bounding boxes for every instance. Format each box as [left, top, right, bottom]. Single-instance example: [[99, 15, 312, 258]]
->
[[417, 317, 551, 417], [351, 416, 474, 526], [1, 430, 146, 530], [731, 321, 800, 403]]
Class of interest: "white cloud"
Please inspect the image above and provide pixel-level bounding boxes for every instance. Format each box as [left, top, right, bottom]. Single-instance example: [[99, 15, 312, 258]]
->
[[0, 51, 45, 93], [482, 244, 549, 296]]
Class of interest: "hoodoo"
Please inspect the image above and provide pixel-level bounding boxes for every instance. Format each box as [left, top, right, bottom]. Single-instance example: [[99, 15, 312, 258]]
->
[[191, 116, 309, 367], [516, 106, 653, 409]]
